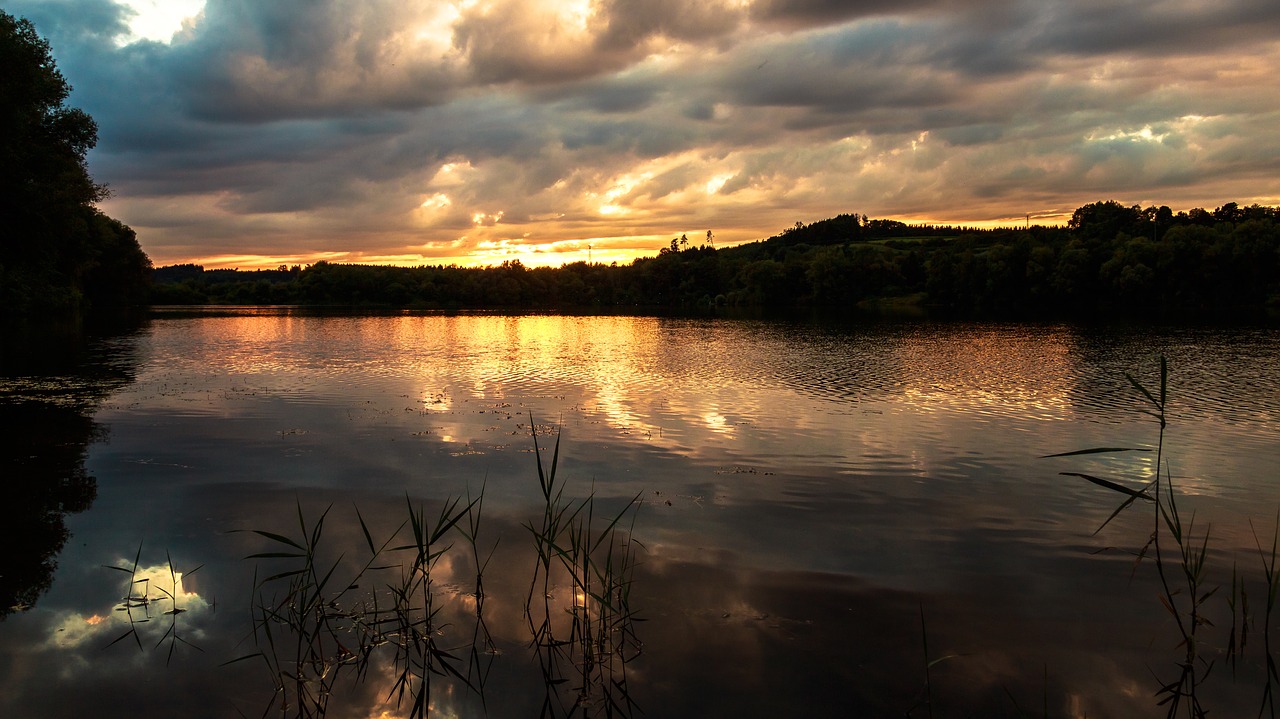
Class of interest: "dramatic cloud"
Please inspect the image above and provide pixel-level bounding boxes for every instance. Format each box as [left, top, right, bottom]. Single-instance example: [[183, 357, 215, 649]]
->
[[10, 0, 1280, 267]]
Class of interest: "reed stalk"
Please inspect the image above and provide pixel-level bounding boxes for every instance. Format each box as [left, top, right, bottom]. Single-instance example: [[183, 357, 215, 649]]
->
[[1045, 355, 1280, 718], [219, 416, 642, 718]]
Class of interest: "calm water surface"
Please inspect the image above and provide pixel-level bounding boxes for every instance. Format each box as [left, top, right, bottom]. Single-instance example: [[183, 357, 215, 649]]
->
[[2, 310, 1278, 718]]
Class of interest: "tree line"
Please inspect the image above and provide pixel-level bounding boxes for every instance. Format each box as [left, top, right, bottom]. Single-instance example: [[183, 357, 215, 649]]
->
[[153, 199, 1280, 319]]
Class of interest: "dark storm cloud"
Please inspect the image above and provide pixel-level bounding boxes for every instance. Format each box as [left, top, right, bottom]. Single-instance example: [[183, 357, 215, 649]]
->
[[551, 76, 665, 114], [7, 0, 129, 48], [559, 116, 702, 156], [593, 0, 743, 47], [725, 52, 957, 116], [750, 0, 1022, 30], [751, 0, 928, 26], [26, 0, 466, 125], [1036, 0, 1280, 57]]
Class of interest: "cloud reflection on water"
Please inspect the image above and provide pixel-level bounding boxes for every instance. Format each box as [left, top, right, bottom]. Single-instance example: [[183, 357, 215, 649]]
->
[[1, 472, 1274, 718], [45, 560, 209, 652]]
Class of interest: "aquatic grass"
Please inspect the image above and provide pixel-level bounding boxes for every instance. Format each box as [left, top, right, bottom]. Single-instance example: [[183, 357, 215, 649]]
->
[[1050, 356, 1211, 716], [1227, 559, 1247, 673], [913, 605, 935, 719], [908, 605, 969, 719], [238, 494, 483, 719], [151, 550, 205, 664], [1047, 354, 1280, 718], [1251, 514, 1280, 716], [523, 414, 644, 717], [459, 478, 498, 602], [382, 493, 481, 719], [103, 541, 149, 653], [457, 479, 500, 698], [224, 498, 441, 718], [234, 502, 473, 719], [223, 417, 643, 718], [234, 503, 350, 718], [103, 542, 203, 663]]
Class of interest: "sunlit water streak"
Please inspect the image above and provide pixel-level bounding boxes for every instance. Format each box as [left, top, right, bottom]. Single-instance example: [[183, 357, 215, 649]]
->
[[2, 310, 1278, 718], [85, 314, 1280, 596]]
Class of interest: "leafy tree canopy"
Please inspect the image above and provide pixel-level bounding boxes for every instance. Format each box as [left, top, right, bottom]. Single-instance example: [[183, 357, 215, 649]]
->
[[0, 11, 150, 315]]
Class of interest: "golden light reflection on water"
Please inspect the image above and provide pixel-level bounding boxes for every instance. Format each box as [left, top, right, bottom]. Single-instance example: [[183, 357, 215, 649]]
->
[[157, 314, 1087, 430], [894, 326, 1079, 419], [123, 311, 1280, 519], [700, 411, 733, 437], [378, 314, 678, 441]]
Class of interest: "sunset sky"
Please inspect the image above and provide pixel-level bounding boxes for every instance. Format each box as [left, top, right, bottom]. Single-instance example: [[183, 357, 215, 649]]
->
[[12, 0, 1280, 268]]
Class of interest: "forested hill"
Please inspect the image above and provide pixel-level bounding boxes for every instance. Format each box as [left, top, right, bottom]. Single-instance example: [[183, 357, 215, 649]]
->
[[152, 200, 1280, 319]]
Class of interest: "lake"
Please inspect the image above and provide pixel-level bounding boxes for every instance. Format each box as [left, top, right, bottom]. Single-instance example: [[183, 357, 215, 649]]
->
[[2, 309, 1278, 718]]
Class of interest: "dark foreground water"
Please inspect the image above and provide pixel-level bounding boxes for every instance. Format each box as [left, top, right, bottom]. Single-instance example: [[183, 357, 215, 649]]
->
[[1, 309, 1278, 718]]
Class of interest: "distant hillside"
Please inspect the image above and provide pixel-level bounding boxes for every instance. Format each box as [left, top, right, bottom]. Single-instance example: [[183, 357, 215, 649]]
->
[[754, 213, 991, 249], [152, 200, 1280, 319]]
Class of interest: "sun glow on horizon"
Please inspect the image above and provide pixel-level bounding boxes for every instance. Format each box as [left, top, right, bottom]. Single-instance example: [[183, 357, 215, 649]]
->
[[174, 238, 671, 271], [160, 208, 1077, 271]]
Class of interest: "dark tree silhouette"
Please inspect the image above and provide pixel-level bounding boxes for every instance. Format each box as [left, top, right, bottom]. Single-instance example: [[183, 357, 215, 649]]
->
[[0, 11, 151, 314], [1068, 200, 1143, 240]]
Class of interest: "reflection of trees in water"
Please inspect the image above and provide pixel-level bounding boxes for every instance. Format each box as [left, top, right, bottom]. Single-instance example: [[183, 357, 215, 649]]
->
[[0, 317, 142, 618], [0, 402, 100, 615]]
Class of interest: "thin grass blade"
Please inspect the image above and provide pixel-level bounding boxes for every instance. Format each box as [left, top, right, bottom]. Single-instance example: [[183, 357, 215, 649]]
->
[[355, 506, 377, 556], [249, 531, 306, 551], [1041, 447, 1150, 458], [1060, 472, 1154, 500], [1126, 372, 1162, 411]]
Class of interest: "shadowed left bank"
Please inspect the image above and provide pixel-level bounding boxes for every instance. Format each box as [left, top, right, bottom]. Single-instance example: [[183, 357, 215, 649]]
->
[[0, 11, 151, 318], [0, 316, 142, 619]]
